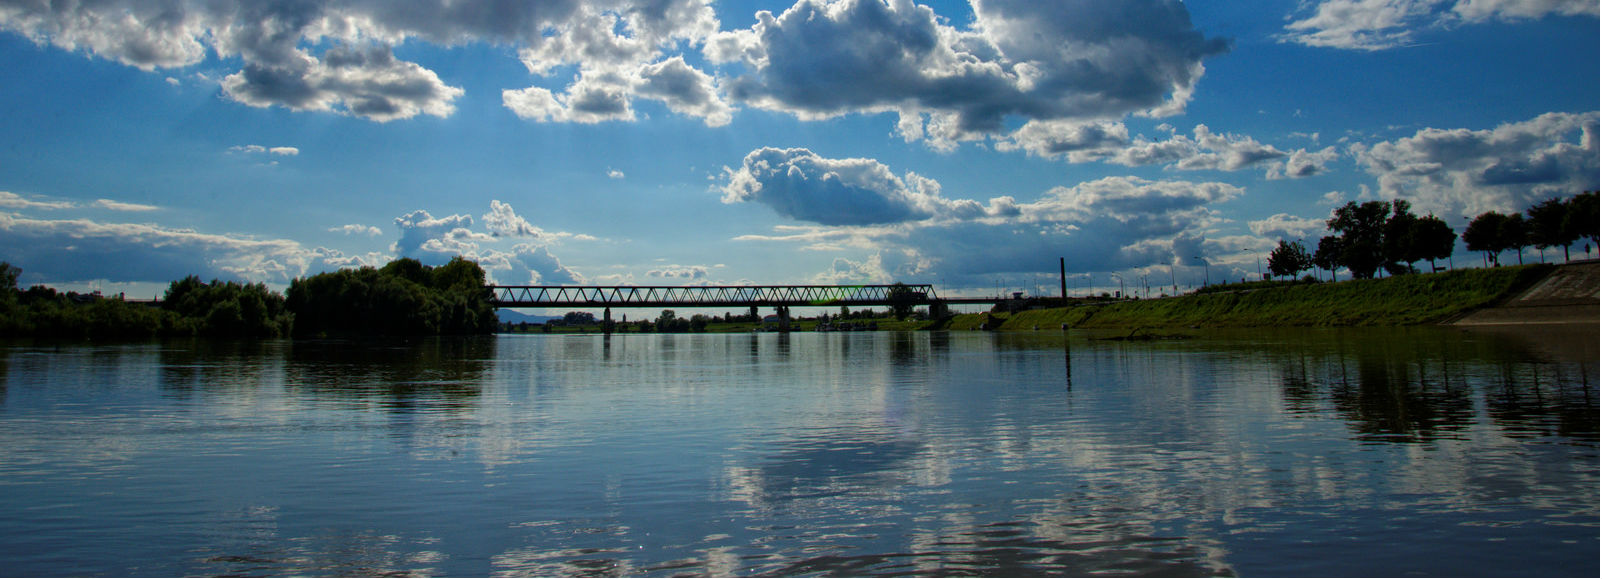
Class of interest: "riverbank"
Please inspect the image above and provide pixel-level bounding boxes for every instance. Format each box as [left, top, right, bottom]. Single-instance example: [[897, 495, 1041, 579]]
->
[[937, 262, 1592, 332]]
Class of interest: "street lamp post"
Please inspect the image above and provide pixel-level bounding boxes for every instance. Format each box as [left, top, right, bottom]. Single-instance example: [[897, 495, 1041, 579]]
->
[[1193, 256, 1210, 287]]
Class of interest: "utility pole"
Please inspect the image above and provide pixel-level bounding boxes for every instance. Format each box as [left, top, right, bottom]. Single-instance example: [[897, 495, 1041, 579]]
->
[[1059, 258, 1068, 304]]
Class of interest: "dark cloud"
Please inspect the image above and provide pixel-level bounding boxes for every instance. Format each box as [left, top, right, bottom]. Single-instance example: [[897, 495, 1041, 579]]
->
[[0, 212, 318, 284], [712, 0, 1228, 146]]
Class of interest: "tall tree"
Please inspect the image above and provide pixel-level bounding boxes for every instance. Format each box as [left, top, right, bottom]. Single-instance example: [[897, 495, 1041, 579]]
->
[[1326, 200, 1392, 279], [1382, 199, 1421, 275], [1267, 240, 1313, 279], [1410, 215, 1457, 272], [1526, 197, 1578, 262], [1500, 213, 1530, 265], [1312, 236, 1343, 281], [1566, 191, 1599, 257], [1463, 212, 1509, 266]]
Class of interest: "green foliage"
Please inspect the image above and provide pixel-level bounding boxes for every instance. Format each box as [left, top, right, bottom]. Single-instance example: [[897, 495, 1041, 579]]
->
[[1312, 236, 1343, 280], [285, 257, 496, 337], [162, 276, 292, 337], [887, 282, 917, 320], [1411, 215, 1457, 271], [952, 265, 1551, 331], [1568, 191, 1598, 248], [1326, 200, 1392, 279], [0, 273, 189, 339], [1267, 240, 1313, 279]]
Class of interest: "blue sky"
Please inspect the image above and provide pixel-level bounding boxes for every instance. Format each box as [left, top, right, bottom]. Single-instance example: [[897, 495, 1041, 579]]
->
[[0, 0, 1596, 303]]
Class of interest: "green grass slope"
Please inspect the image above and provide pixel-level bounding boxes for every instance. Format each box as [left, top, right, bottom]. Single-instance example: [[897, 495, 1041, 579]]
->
[[945, 264, 1554, 331]]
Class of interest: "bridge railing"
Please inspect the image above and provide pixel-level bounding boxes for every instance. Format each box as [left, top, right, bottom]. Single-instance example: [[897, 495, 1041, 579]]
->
[[487, 284, 942, 308]]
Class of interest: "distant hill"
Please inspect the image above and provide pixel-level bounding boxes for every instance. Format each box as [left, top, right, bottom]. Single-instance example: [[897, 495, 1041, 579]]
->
[[496, 310, 557, 325]]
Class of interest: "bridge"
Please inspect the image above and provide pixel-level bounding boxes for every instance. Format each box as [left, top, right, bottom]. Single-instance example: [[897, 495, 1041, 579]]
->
[[487, 284, 1002, 309]]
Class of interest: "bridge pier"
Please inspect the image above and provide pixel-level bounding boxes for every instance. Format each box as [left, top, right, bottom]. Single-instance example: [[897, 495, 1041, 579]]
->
[[603, 307, 612, 335]]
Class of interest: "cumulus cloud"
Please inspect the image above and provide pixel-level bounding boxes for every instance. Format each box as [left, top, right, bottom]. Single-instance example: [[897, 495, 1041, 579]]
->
[[646, 264, 711, 279], [0, 0, 608, 120], [391, 209, 474, 257], [1282, 0, 1597, 51], [502, 0, 728, 126], [999, 122, 1334, 178], [509, 244, 584, 285], [710, 0, 1226, 148], [728, 148, 1247, 288], [1249, 213, 1327, 241], [1353, 111, 1599, 215], [2, 0, 1234, 139], [0, 212, 320, 284], [385, 203, 595, 285], [720, 147, 1016, 225], [481, 200, 551, 240]]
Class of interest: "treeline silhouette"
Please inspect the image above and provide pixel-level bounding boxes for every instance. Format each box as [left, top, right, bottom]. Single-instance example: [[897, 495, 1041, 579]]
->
[[0, 257, 496, 339], [1266, 192, 1597, 281]]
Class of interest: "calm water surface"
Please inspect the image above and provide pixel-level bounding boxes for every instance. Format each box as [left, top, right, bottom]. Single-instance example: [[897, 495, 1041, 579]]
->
[[0, 327, 1595, 577]]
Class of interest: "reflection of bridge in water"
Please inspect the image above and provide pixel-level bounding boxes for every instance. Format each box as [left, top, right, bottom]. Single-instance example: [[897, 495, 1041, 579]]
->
[[487, 284, 1004, 310]]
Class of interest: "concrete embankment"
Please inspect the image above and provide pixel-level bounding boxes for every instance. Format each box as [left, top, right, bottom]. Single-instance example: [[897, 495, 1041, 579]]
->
[[1450, 260, 1599, 326]]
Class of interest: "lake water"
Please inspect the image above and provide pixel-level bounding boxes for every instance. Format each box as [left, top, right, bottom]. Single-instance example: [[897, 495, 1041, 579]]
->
[[0, 327, 1595, 577]]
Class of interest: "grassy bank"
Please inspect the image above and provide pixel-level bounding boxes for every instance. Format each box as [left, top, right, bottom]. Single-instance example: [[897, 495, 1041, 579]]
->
[[940, 264, 1554, 331]]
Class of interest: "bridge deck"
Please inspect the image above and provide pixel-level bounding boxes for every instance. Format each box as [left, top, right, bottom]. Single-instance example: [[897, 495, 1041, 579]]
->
[[488, 284, 997, 309]]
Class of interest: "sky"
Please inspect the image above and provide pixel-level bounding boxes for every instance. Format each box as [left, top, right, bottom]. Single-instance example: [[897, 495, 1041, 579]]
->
[[0, 0, 1596, 305]]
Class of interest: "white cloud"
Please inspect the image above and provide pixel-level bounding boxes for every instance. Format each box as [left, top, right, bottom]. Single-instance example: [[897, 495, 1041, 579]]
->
[[229, 144, 300, 156], [646, 264, 711, 279], [1000, 122, 1334, 178], [330, 223, 383, 237], [1248, 213, 1327, 241], [1353, 111, 1599, 215], [1282, 0, 1597, 51], [0, 191, 76, 210], [607, 169, 626, 180], [720, 147, 1015, 226], [92, 199, 159, 212], [481, 200, 553, 240], [391, 209, 474, 256]]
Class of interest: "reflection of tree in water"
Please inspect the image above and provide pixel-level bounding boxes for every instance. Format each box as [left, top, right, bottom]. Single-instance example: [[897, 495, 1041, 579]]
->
[[1328, 354, 1476, 443], [1482, 351, 1598, 442], [284, 337, 493, 413], [158, 339, 283, 397], [1268, 328, 1598, 444]]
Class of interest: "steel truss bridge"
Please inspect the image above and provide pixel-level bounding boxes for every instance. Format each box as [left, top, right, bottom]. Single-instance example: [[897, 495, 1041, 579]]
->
[[487, 284, 1001, 309]]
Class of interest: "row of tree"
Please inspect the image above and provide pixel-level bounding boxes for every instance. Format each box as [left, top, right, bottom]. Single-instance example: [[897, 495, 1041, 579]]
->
[[1267, 192, 1597, 280], [0, 257, 498, 339], [1463, 192, 1598, 266]]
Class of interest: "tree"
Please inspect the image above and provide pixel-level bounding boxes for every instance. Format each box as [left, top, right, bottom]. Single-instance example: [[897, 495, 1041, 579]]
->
[[1500, 213, 1530, 265], [1382, 199, 1421, 275], [1267, 240, 1313, 279], [1565, 191, 1598, 258], [1526, 197, 1574, 262], [887, 282, 917, 320], [1312, 236, 1343, 281], [1326, 201, 1392, 279], [1464, 212, 1509, 266], [1411, 215, 1457, 272]]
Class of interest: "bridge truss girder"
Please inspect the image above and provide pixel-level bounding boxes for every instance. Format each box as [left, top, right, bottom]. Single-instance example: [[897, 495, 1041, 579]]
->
[[487, 284, 942, 309]]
